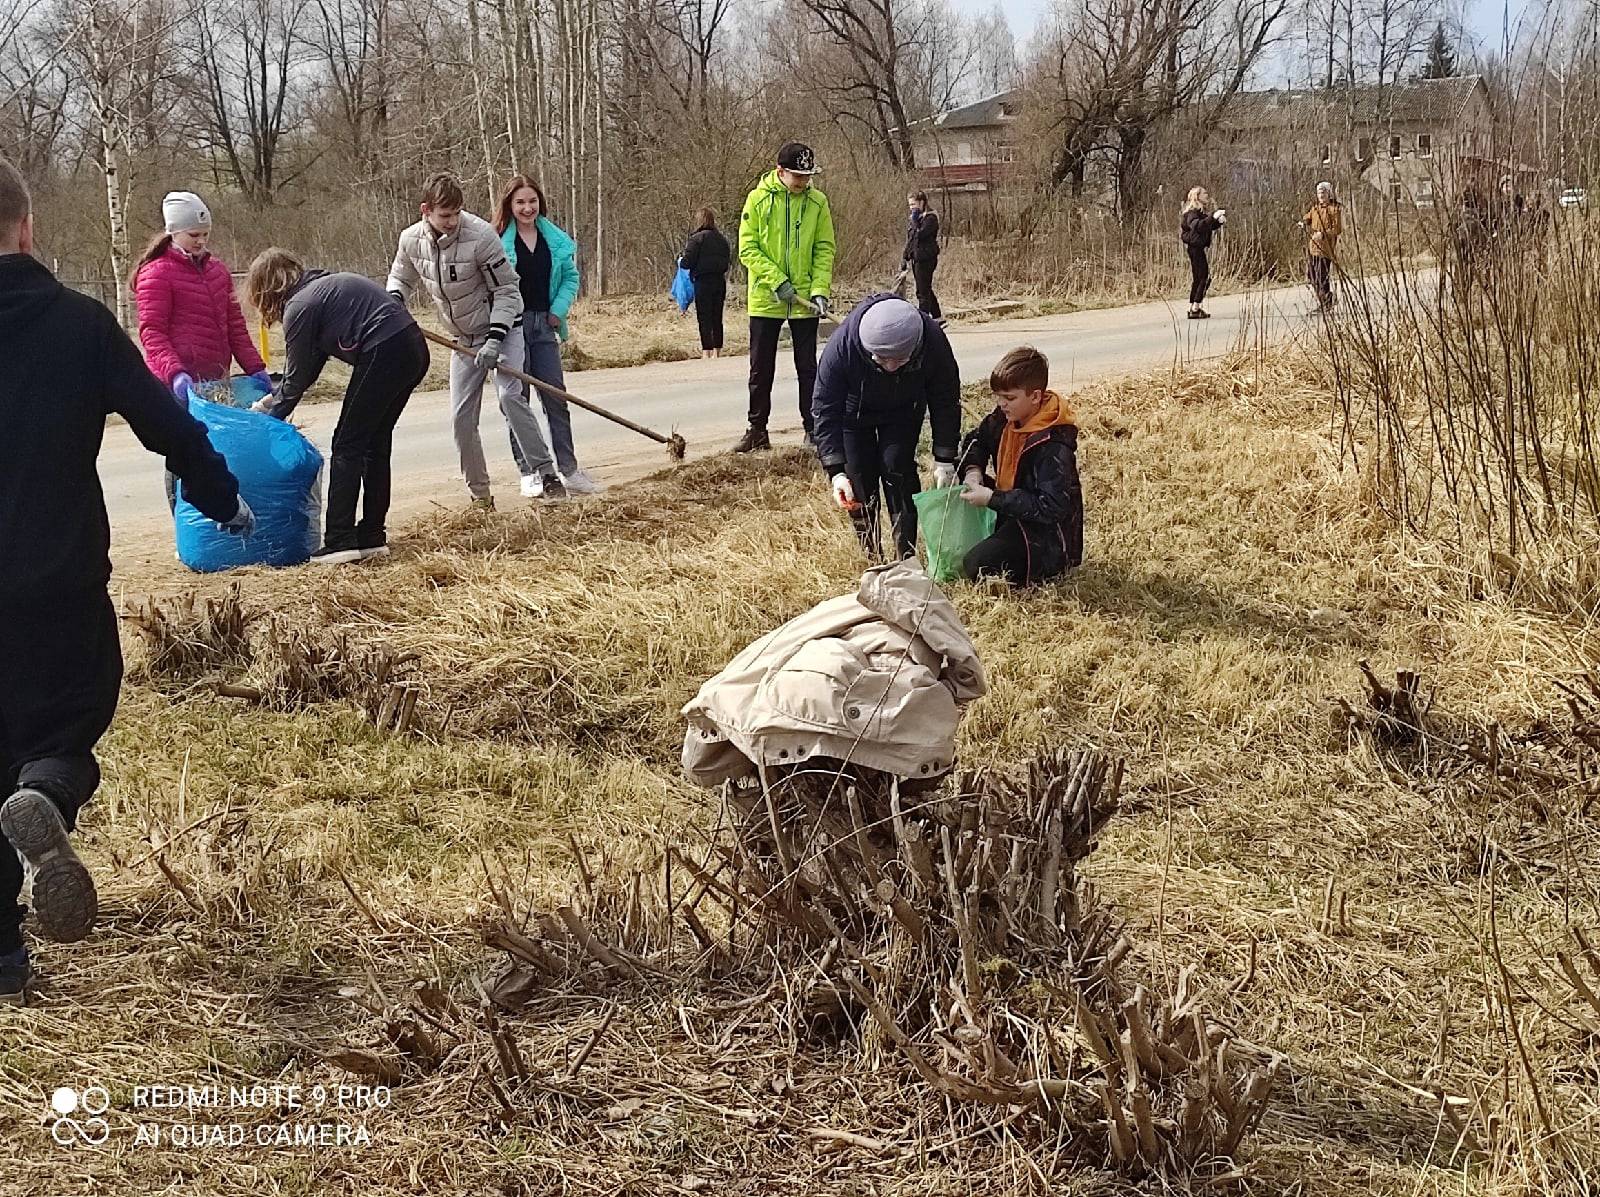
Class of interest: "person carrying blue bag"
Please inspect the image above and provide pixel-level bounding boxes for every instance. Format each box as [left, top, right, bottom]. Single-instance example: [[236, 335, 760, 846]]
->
[[0, 159, 251, 1002], [245, 247, 427, 565], [811, 295, 961, 562], [680, 208, 730, 359]]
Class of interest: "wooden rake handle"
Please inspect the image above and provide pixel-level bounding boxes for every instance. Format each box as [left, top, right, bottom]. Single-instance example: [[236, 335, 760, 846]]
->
[[420, 327, 684, 456]]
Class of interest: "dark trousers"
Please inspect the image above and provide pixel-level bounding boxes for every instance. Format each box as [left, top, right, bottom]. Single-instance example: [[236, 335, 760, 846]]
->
[[747, 316, 819, 434], [843, 419, 923, 560], [1308, 256, 1334, 307], [1187, 245, 1210, 305], [0, 593, 122, 952], [693, 274, 726, 351], [962, 519, 1032, 586], [911, 258, 941, 319], [324, 325, 428, 551]]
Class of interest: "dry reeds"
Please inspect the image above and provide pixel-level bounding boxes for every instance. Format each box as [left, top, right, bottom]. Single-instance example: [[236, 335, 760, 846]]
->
[[468, 749, 1278, 1183]]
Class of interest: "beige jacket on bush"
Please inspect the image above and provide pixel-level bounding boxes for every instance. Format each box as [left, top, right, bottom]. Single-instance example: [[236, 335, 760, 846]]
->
[[385, 210, 522, 344], [681, 560, 987, 785]]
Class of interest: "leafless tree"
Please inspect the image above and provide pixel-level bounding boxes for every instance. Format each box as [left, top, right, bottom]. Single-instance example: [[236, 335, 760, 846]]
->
[[194, 0, 312, 201]]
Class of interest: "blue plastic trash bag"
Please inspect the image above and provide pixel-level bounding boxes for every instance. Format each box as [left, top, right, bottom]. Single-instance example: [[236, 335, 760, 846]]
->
[[914, 486, 996, 583], [229, 374, 272, 409], [671, 261, 695, 313], [174, 397, 323, 572]]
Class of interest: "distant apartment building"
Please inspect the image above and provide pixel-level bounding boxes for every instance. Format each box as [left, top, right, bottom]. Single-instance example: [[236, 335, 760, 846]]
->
[[1216, 75, 1521, 207]]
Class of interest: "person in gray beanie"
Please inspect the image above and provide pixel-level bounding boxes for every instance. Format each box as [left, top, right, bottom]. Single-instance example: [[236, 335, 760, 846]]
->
[[811, 294, 961, 561]]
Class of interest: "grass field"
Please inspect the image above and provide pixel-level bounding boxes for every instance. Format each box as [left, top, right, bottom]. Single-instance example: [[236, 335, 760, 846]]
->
[[7, 350, 1599, 1193]]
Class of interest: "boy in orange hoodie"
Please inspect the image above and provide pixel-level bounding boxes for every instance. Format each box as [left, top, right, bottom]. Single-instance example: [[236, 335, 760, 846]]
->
[[957, 346, 1083, 585]]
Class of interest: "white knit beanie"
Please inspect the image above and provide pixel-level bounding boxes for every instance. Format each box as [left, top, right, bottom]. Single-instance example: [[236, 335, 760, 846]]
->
[[163, 192, 212, 234], [859, 298, 923, 360]]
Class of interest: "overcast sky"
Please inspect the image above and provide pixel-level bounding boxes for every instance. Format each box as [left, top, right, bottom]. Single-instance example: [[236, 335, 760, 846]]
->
[[956, 0, 1530, 72]]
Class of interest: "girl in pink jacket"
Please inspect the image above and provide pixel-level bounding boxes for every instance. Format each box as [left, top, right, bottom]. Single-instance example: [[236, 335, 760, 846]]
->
[[134, 192, 268, 402]]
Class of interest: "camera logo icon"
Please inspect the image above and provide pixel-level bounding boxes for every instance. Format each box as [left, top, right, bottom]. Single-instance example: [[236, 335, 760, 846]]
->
[[49, 1085, 110, 1147]]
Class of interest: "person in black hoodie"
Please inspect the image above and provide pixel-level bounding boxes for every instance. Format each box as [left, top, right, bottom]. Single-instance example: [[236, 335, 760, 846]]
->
[[0, 158, 249, 1003], [903, 191, 942, 320], [245, 247, 428, 565], [1179, 187, 1226, 319], [681, 208, 731, 358], [812, 295, 961, 561], [958, 346, 1082, 586]]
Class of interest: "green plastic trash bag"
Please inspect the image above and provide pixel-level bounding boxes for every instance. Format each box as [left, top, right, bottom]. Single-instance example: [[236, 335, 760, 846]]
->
[[914, 485, 995, 583]]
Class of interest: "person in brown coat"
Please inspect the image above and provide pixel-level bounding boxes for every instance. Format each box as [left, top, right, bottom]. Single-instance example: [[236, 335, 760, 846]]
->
[[1301, 180, 1342, 309]]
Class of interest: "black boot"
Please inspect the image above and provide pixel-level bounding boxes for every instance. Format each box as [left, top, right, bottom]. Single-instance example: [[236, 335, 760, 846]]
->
[[0, 789, 96, 943], [0, 946, 30, 1005], [732, 426, 771, 453]]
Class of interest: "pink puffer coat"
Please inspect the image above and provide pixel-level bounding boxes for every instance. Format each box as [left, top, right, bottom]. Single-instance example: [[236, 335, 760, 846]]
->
[[134, 243, 265, 387]]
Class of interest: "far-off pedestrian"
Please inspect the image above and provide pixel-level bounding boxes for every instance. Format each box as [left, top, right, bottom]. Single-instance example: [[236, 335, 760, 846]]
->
[[1178, 186, 1225, 320], [1301, 180, 1342, 310]]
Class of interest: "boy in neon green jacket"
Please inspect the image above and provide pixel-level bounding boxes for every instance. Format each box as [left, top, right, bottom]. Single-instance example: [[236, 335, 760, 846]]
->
[[734, 142, 837, 452]]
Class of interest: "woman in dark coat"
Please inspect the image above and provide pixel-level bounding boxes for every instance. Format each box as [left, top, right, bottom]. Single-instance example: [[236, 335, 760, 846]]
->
[[1179, 186, 1226, 319], [682, 208, 731, 358]]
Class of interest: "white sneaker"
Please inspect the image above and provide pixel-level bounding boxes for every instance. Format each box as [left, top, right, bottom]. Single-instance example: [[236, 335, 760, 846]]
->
[[563, 469, 605, 495], [520, 475, 544, 498]]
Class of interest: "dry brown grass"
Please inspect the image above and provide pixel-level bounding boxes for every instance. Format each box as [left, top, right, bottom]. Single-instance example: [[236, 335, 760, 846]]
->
[[9, 349, 1600, 1193]]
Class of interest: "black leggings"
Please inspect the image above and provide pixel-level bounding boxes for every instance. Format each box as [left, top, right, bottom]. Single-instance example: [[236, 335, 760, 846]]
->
[[0, 592, 121, 952], [912, 258, 941, 319], [694, 274, 726, 350], [1187, 245, 1210, 305], [843, 419, 923, 561], [324, 324, 429, 550]]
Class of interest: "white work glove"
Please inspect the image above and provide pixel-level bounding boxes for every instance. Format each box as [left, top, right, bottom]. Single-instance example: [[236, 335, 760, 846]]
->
[[831, 473, 855, 508], [474, 337, 504, 369], [810, 295, 831, 318], [1214, 208, 1227, 224], [932, 462, 957, 489], [218, 497, 256, 537]]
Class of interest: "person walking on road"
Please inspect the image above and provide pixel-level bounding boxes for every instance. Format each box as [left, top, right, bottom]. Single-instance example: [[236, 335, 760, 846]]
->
[[495, 174, 600, 497], [0, 158, 252, 1003], [902, 191, 942, 321], [812, 295, 961, 562], [245, 249, 429, 564], [682, 208, 731, 359], [733, 141, 836, 453], [1301, 181, 1342, 310], [386, 172, 556, 510], [1179, 186, 1225, 319]]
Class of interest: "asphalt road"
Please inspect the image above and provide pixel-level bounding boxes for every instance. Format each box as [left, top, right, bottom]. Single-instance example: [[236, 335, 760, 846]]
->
[[100, 280, 1317, 554]]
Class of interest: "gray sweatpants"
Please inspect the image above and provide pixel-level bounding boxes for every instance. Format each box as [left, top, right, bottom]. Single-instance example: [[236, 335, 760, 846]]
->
[[448, 329, 554, 499]]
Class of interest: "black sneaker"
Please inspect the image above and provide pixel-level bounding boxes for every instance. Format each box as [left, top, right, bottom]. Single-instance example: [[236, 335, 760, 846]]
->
[[309, 545, 364, 565], [0, 789, 96, 943], [540, 475, 567, 501], [732, 427, 771, 453], [0, 947, 30, 1006]]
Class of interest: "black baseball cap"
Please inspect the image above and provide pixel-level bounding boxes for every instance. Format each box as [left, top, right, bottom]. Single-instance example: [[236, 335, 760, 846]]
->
[[777, 142, 819, 174]]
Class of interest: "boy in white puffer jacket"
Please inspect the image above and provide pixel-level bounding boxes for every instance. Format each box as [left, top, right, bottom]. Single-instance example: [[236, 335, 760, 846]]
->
[[386, 172, 556, 509]]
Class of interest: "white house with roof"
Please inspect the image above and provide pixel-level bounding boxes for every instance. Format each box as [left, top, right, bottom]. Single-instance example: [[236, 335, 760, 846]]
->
[[905, 89, 1023, 194]]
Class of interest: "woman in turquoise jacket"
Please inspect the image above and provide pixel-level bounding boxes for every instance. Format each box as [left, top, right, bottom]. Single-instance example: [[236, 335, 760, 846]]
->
[[494, 175, 600, 496]]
